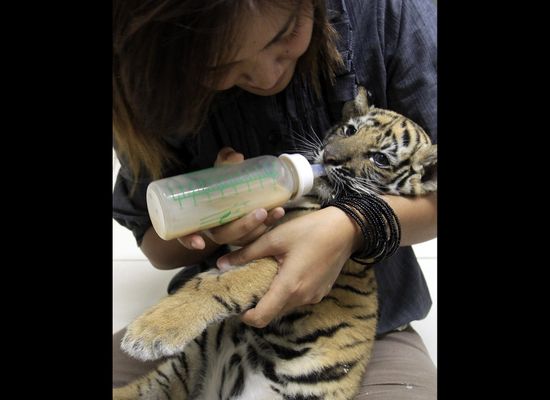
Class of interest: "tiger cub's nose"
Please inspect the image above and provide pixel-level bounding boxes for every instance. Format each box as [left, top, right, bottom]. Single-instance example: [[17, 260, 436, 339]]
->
[[323, 148, 340, 166]]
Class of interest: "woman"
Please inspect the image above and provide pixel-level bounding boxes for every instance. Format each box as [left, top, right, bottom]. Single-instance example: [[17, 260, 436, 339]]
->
[[113, 0, 437, 398]]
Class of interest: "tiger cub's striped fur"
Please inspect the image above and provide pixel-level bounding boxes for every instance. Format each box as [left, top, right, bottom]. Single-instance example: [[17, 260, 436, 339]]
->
[[113, 87, 437, 400]]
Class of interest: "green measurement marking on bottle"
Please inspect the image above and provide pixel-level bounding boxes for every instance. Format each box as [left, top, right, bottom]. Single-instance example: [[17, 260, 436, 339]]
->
[[168, 163, 280, 208], [166, 181, 195, 207], [199, 200, 252, 227]]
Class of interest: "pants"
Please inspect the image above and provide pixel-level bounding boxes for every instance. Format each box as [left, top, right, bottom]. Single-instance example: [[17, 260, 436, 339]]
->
[[113, 324, 436, 399]]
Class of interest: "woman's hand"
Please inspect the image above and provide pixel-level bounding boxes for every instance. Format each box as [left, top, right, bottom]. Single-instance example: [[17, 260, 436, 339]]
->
[[216, 206, 363, 328], [176, 147, 285, 250]]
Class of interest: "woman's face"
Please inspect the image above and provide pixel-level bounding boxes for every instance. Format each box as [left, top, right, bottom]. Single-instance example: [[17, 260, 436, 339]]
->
[[211, 1, 314, 96]]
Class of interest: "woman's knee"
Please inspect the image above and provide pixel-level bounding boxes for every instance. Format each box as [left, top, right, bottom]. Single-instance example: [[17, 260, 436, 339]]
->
[[113, 328, 163, 388]]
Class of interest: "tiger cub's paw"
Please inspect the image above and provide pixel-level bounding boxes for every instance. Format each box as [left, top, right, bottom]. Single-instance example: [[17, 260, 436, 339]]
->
[[120, 296, 211, 360], [121, 325, 184, 361], [112, 386, 136, 400]]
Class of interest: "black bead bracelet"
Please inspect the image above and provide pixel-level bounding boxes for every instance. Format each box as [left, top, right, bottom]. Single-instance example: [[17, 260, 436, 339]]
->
[[327, 193, 401, 265]]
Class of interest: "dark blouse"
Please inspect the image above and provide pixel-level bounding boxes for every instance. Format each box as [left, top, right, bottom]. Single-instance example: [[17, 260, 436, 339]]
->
[[113, 0, 437, 334]]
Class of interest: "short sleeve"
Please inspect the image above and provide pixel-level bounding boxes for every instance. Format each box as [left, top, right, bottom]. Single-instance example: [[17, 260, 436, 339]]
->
[[112, 162, 153, 246], [383, 0, 437, 143]]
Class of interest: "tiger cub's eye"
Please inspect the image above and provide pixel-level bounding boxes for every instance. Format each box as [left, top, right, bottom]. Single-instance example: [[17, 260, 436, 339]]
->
[[371, 153, 390, 168], [343, 125, 357, 136]]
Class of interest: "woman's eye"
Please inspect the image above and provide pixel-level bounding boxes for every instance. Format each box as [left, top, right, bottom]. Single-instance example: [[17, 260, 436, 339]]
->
[[371, 152, 390, 168], [343, 125, 356, 136]]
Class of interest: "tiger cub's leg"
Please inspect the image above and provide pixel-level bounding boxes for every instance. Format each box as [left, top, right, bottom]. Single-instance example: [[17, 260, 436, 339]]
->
[[121, 257, 278, 361], [113, 336, 203, 400]]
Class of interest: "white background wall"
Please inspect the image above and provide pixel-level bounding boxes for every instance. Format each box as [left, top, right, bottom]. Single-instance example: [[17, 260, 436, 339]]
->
[[112, 155, 437, 365]]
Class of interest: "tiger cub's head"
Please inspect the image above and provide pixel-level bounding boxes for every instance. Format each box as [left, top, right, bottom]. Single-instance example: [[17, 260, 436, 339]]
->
[[313, 87, 437, 202]]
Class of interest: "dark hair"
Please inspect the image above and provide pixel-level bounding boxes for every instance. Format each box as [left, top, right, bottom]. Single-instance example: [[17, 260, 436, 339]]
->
[[113, 0, 342, 182]]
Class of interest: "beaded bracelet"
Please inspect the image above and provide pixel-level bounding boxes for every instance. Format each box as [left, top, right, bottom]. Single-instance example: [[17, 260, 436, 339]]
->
[[327, 194, 401, 265]]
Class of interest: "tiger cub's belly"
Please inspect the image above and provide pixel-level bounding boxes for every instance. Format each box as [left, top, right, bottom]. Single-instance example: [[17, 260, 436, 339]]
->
[[233, 372, 280, 400], [198, 321, 280, 400], [200, 372, 278, 400]]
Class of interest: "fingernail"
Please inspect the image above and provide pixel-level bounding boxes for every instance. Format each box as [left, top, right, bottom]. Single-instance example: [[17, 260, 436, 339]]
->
[[190, 238, 202, 249], [274, 208, 285, 219], [217, 258, 232, 271], [255, 209, 267, 221]]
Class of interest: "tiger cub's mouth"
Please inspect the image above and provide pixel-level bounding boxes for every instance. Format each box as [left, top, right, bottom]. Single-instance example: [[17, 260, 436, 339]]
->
[[311, 162, 343, 202], [309, 150, 344, 201]]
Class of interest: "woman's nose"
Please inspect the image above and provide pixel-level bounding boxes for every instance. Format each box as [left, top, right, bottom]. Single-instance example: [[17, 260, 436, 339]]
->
[[242, 56, 284, 90]]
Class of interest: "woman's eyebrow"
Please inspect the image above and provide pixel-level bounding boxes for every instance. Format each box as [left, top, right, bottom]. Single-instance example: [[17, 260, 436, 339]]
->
[[262, 11, 297, 49], [211, 9, 298, 70]]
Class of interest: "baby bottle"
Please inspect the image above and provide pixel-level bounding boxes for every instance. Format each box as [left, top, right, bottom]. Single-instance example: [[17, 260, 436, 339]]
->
[[146, 153, 325, 240]]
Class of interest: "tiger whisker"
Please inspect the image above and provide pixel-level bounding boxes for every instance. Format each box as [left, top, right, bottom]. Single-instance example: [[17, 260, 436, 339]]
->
[[282, 129, 323, 161]]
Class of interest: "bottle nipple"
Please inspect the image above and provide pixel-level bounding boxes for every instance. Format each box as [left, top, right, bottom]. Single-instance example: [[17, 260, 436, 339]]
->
[[310, 163, 326, 178]]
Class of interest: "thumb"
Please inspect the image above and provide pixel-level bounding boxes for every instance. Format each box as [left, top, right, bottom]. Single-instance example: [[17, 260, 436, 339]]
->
[[241, 276, 289, 328], [215, 147, 244, 166], [216, 233, 277, 270]]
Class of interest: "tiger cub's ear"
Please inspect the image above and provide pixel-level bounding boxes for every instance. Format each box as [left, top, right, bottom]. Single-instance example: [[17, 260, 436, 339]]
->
[[342, 86, 370, 121], [412, 144, 437, 193]]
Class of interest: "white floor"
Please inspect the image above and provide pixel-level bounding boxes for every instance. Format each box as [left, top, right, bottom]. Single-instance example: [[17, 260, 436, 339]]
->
[[112, 155, 437, 366]]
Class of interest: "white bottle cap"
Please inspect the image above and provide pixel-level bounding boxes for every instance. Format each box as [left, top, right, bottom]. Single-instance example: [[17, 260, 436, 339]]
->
[[278, 153, 314, 200]]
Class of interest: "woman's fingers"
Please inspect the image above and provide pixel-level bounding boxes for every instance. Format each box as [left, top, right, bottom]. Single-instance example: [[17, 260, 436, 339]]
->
[[229, 207, 286, 246], [215, 147, 244, 166], [264, 207, 285, 226], [241, 277, 291, 328], [176, 234, 206, 250], [206, 208, 267, 244]]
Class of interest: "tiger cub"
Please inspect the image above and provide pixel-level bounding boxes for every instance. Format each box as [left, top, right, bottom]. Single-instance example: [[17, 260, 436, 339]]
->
[[113, 87, 437, 400]]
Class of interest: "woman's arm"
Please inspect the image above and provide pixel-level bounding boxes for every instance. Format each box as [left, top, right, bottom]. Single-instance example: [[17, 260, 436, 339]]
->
[[139, 206, 284, 270], [216, 192, 437, 327], [382, 192, 437, 247], [140, 226, 221, 270]]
